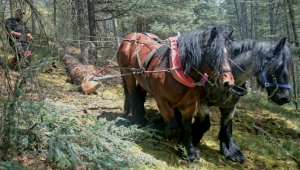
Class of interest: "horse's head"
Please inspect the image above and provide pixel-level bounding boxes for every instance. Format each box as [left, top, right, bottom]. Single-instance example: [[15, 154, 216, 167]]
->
[[256, 37, 291, 105], [205, 25, 235, 90], [177, 25, 235, 89]]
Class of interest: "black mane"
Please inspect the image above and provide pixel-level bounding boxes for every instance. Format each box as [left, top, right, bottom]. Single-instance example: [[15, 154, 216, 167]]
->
[[176, 25, 234, 74]]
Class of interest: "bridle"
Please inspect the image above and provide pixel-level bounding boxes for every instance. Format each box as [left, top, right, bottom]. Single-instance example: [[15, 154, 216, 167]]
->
[[258, 46, 291, 98]]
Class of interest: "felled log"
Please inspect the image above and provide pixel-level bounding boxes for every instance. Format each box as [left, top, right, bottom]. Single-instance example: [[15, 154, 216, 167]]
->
[[48, 41, 100, 94]]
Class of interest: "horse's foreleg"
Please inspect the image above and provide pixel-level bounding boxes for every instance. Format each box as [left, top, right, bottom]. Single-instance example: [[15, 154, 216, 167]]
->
[[219, 106, 245, 163], [122, 76, 131, 117], [155, 101, 179, 139], [123, 75, 147, 127], [178, 118, 200, 161], [191, 102, 211, 146]]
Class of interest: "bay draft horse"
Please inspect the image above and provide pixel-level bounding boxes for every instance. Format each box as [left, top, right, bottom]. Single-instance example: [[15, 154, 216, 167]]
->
[[192, 37, 291, 163], [117, 25, 235, 160]]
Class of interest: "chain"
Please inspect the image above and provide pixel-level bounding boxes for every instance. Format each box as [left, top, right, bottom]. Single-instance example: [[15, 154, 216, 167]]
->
[[192, 67, 216, 86]]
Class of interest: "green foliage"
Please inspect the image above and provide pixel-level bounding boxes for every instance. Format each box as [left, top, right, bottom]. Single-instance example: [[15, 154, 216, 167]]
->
[[119, 0, 198, 38], [0, 162, 24, 170], [16, 101, 170, 169]]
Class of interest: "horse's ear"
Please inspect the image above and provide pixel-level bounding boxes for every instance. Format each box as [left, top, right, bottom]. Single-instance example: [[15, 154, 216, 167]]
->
[[275, 37, 287, 53], [210, 27, 218, 41]]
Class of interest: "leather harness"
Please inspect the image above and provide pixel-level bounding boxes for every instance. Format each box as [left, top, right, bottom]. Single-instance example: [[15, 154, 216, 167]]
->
[[133, 33, 214, 91]]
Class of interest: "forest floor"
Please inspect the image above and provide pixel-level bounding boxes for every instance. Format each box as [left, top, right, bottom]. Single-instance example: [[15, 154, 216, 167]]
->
[[2, 46, 300, 170]]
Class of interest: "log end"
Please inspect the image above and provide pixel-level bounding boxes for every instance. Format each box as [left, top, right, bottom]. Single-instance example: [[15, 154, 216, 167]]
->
[[81, 77, 101, 94]]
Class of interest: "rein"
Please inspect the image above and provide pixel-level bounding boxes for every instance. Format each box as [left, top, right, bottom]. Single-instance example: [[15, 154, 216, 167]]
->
[[259, 46, 291, 98]]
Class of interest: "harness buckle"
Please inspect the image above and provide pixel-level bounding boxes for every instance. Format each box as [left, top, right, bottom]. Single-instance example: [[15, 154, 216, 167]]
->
[[192, 82, 203, 86], [167, 66, 181, 72], [265, 83, 270, 87]]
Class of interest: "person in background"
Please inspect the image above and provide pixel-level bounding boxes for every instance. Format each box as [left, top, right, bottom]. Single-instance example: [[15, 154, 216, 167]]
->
[[5, 9, 34, 68]]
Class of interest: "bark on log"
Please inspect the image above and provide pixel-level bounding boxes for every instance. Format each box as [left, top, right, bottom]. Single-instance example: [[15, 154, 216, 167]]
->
[[48, 41, 100, 94]]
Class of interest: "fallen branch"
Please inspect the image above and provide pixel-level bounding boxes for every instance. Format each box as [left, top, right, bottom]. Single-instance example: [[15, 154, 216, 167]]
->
[[253, 122, 300, 166]]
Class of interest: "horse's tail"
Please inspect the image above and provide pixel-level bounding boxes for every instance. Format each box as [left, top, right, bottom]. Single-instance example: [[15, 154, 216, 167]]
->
[[121, 70, 131, 117]]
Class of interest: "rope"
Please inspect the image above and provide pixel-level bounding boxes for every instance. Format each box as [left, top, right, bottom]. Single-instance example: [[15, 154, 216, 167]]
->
[[192, 67, 217, 86], [90, 65, 110, 80]]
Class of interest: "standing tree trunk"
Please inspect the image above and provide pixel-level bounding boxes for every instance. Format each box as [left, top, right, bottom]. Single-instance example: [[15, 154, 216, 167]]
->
[[291, 57, 298, 110], [284, 0, 291, 42], [287, 0, 299, 47], [254, 2, 258, 40], [113, 19, 120, 50], [72, 0, 78, 46], [296, 63, 299, 109], [76, 0, 89, 65], [10, 0, 13, 17], [240, 2, 245, 40], [287, 0, 299, 110], [250, 0, 254, 39], [240, 2, 248, 39], [54, 0, 56, 37], [31, 0, 35, 34], [244, 1, 248, 39], [87, 0, 97, 64], [269, 3, 276, 41]]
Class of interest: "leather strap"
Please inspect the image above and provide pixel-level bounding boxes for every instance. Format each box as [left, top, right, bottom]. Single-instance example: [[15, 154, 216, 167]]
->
[[134, 33, 154, 94], [143, 44, 164, 70]]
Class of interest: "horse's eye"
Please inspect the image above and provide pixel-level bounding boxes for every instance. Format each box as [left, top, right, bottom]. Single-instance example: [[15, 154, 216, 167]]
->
[[274, 64, 284, 75]]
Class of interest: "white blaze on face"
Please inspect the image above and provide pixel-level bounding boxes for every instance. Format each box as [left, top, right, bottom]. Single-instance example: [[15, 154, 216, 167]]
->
[[224, 47, 228, 54], [222, 47, 230, 70]]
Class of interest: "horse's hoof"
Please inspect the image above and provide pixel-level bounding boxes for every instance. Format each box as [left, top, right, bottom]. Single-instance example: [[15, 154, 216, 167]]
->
[[177, 147, 200, 161], [187, 148, 200, 161], [133, 117, 148, 128], [221, 137, 245, 164]]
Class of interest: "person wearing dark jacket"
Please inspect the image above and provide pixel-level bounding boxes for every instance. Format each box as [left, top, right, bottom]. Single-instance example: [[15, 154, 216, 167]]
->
[[5, 9, 34, 68]]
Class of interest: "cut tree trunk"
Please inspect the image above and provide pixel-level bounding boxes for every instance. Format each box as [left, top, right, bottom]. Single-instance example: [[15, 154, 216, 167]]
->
[[48, 41, 100, 94]]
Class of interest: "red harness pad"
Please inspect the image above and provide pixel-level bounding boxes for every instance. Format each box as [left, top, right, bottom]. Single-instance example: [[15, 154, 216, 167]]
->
[[169, 37, 208, 87]]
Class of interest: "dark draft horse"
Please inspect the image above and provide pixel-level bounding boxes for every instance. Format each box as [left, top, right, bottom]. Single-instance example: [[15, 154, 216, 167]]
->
[[192, 37, 291, 163], [117, 25, 235, 160]]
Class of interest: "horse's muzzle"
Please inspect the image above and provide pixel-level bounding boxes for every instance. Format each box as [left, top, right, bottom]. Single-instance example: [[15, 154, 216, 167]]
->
[[220, 72, 234, 89]]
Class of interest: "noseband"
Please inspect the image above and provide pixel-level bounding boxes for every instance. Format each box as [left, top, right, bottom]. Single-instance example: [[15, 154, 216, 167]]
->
[[259, 46, 291, 98]]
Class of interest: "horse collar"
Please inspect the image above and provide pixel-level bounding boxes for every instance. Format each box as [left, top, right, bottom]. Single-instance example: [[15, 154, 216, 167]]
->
[[169, 37, 208, 87]]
